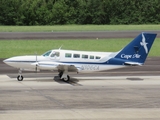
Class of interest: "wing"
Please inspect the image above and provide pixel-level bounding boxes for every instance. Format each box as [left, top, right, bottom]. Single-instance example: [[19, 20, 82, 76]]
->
[[37, 61, 81, 72]]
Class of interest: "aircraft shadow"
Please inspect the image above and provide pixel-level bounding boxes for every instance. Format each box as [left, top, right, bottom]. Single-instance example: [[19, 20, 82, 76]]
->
[[7, 74, 82, 86], [126, 77, 144, 81], [54, 76, 82, 86]]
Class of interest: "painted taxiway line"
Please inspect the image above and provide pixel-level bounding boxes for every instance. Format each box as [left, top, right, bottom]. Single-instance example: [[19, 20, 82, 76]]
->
[[0, 109, 160, 120]]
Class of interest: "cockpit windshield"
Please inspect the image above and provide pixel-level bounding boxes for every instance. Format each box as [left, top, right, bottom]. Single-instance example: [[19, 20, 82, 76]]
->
[[42, 50, 60, 58], [51, 51, 60, 57], [42, 50, 52, 57]]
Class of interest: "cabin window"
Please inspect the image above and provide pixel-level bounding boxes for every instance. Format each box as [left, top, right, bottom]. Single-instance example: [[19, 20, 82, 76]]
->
[[51, 52, 60, 57], [96, 56, 101, 59], [82, 54, 88, 59], [90, 55, 94, 59], [73, 54, 80, 58], [65, 53, 72, 58]]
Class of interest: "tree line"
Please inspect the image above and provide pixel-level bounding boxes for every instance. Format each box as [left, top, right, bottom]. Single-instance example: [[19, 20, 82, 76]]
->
[[0, 0, 160, 25]]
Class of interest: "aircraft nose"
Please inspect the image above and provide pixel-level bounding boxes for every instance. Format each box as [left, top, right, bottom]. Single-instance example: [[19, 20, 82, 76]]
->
[[3, 58, 12, 64], [3, 58, 11, 64], [3, 58, 16, 67], [3, 59, 8, 63]]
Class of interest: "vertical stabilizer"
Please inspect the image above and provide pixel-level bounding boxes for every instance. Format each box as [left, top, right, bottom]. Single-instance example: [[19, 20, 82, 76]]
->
[[114, 32, 157, 64]]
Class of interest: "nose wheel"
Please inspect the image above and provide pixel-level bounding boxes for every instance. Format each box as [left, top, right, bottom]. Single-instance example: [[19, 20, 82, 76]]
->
[[17, 69, 24, 81], [17, 75, 23, 81]]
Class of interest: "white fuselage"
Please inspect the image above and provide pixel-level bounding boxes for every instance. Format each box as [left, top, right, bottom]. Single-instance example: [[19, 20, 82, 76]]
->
[[3, 49, 125, 72]]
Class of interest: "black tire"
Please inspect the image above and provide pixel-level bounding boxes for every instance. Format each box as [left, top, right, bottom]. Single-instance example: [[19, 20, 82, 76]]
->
[[17, 75, 23, 81], [62, 75, 70, 82], [58, 72, 63, 78]]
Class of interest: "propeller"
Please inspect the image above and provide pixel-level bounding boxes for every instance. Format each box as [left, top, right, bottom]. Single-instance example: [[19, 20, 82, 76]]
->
[[35, 52, 38, 72]]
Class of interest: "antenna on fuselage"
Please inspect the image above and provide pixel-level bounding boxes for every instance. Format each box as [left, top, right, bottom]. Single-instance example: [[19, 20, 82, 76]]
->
[[59, 45, 63, 50]]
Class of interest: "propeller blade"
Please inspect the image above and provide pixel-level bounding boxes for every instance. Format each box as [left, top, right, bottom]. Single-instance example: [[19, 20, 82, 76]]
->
[[35, 52, 38, 72]]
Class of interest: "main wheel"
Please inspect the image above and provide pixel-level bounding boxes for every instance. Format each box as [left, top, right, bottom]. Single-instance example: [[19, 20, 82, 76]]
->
[[58, 71, 63, 78], [62, 75, 70, 82], [17, 75, 23, 81]]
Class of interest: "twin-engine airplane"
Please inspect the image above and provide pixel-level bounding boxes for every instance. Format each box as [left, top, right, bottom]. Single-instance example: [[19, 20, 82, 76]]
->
[[3, 32, 157, 82]]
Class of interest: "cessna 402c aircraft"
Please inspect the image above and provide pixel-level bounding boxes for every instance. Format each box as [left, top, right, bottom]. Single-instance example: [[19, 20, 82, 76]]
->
[[3, 32, 157, 82]]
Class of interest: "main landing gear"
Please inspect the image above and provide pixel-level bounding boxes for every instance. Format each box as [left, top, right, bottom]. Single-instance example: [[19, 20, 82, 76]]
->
[[17, 69, 24, 81], [58, 71, 70, 82]]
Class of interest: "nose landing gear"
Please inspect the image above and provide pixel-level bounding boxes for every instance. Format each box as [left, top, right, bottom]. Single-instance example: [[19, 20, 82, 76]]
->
[[17, 75, 23, 81], [17, 69, 24, 81]]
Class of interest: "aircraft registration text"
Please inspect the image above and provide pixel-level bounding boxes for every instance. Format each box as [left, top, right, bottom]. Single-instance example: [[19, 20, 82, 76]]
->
[[81, 65, 99, 71]]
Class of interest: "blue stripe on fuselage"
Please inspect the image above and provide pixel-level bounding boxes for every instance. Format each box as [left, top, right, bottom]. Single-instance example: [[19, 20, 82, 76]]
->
[[6, 58, 135, 66], [4, 61, 36, 63]]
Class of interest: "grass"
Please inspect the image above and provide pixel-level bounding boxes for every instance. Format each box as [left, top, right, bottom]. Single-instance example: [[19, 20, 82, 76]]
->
[[0, 38, 160, 58], [0, 25, 159, 58], [0, 25, 160, 32]]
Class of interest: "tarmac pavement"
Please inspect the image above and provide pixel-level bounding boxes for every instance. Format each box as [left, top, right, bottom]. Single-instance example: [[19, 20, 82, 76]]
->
[[1, 75, 160, 119]]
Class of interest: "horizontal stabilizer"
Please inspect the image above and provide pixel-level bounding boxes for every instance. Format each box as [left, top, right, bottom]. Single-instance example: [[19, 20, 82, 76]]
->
[[124, 62, 142, 66]]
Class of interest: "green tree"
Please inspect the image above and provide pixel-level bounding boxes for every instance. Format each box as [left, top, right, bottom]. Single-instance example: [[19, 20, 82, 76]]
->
[[0, 0, 159, 25]]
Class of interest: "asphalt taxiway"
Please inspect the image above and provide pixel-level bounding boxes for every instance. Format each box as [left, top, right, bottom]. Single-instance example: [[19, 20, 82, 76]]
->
[[0, 31, 160, 39], [1, 75, 160, 119]]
